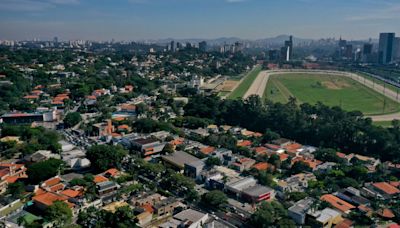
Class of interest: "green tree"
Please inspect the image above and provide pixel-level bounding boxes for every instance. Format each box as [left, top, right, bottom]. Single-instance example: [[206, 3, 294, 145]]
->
[[86, 145, 127, 172], [63, 112, 82, 128], [162, 143, 175, 154], [201, 190, 228, 209], [45, 201, 72, 227], [249, 201, 291, 228], [6, 182, 25, 199], [205, 157, 221, 167], [27, 159, 64, 184]]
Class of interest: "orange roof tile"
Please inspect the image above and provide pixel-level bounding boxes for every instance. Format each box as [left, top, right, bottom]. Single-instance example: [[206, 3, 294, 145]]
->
[[142, 204, 154, 213], [33, 192, 69, 207], [200, 146, 215, 155], [279, 153, 289, 161], [5, 176, 20, 184], [237, 140, 252, 147], [24, 95, 39, 99], [389, 181, 400, 188], [378, 208, 395, 218], [335, 219, 353, 228], [252, 162, 273, 171], [113, 117, 126, 121], [61, 189, 82, 198], [320, 194, 355, 213], [117, 124, 130, 130], [284, 143, 302, 151], [49, 183, 65, 192], [104, 168, 119, 177], [253, 147, 267, 155], [336, 152, 347, 158], [43, 177, 61, 187], [94, 175, 109, 183], [373, 182, 400, 195]]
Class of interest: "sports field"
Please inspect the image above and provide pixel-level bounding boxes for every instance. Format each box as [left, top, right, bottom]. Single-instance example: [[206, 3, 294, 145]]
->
[[264, 73, 400, 115], [227, 65, 262, 99]]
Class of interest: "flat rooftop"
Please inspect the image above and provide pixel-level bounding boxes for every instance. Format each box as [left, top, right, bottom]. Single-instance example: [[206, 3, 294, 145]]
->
[[162, 151, 201, 169]]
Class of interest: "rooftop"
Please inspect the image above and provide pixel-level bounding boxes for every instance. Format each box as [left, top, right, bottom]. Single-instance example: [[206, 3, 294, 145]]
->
[[162, 151, 201, 169]]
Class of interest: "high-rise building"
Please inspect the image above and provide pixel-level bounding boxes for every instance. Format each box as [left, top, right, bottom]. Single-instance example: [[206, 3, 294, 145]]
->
[[395, 37, 400, 60], [362, 43, 373, 62], [234, 42, 244, 53], [283, 36, 293, 61], [268, 50, 279, 61], [199, 41, 207, 52], [378, 33, 395, 64], [170, 40, 176, 52], [345, 44, 353, 60]]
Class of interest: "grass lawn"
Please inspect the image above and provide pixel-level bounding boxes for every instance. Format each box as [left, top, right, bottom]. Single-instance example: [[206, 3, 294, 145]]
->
[[227, 65, 262, 99], [373, 121, 394, 128], [264, 73, 400, 115]]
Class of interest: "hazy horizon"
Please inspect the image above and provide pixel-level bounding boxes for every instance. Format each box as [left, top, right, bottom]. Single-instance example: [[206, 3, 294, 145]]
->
[[0, 0, 399, 41]]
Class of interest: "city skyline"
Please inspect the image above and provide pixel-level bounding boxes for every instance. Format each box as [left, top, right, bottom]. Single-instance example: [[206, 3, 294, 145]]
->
[[0, 0, 400, 41]]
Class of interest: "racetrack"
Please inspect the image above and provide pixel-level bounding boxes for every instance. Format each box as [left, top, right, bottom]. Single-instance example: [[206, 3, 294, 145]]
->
[[243, 70, 400, 122]]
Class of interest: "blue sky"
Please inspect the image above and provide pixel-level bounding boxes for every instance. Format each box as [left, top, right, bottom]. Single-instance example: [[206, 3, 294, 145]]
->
[[0, 0, 399, 41]]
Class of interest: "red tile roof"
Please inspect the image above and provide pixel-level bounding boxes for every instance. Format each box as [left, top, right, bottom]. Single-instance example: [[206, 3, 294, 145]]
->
[[237, 140, 252, 147], [253, 147, 267, 155], [379, 208, 395, 218], [200, 146, 215, 155], [43, 177, 62, 187], [373, 182, 400, 195], [320, 194, 355, 213], [94, 175, 109, 183], [33, 192, 72, 207], [104, 168, 119, 177], [252, 162, 273, 171], [61, 189, 82, 198]]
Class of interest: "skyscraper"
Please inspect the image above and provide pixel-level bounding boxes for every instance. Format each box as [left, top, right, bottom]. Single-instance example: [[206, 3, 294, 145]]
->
[[170, 40, 176, 52], [199, 41, 207, 52], [395, 37, 400, 60], [378, 33, 395, 64], [284, 36, 293, 61], [362, 43, 373, 63]]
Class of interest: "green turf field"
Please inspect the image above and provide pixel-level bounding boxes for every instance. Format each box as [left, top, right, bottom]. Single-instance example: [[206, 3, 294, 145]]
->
[[373, 121, 395, 128], [264, 73, 400, 115], [227, 65, 262, 99]]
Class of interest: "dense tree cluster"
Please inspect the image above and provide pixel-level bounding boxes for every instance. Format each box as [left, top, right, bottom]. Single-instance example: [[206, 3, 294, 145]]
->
[[0, 125, 61, 158], [86, 145, 128, 172], [184, 95, 400, 162], [27, 158, 64, 184]]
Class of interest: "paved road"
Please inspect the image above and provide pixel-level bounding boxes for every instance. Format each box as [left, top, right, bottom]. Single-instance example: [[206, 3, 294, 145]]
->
[[243, 69, 400, 122], [243, 70, 269, 99]]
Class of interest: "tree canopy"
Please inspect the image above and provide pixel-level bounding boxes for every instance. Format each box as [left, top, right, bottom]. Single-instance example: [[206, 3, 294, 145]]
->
[[86, 144, 127, 172]]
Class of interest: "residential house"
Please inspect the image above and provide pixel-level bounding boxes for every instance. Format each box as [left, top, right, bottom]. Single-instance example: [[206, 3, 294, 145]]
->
[[0, 163, 28, 194], [364, 182, 400, 200], [288, 197, 316, 225], [276, 173, 316, 198], [96, 181, 120, 197], [153, 197, 180, 217], [307, 208, 344, 228], [231, 157, 256, 172], [320, 194, 356, 214]]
